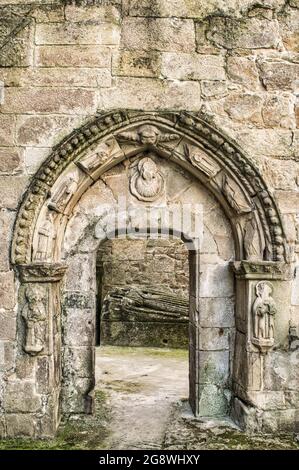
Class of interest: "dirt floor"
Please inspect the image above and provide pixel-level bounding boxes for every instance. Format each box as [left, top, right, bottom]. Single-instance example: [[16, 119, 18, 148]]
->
[[0, 346, 298, 450]]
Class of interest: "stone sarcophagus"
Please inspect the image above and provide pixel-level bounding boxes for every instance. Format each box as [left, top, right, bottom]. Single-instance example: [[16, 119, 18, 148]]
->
[[100, 286, 189, 348]]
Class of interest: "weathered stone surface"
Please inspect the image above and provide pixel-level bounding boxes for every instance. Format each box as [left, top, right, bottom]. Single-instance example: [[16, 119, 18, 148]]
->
[[62, 308, 94, 347], [0, 148, 21, 173], [6, 414, 36, 438], [207, 17, 281, 50], [198, 298, 235, 328], [200, 263, 234, 297], [262, 94, 295, 128], [199, 327, 230, 350], [5, 380, 41, 413], [161, 53, 226, 80], [36, 45, 111, 67], [264, 350, 299, 391], [24, 147, 49, 175], [0, 209, 14, 272], [236, 129, 293, 156], [0, 311, 16, 341], [1, 88, 98, 114], [223, 93, 263, 125], [0, 176, 28, 210], [278, 6, 299, 52], [258, 60, 299, 91], [35, 22, 120, 45], [201, 81, 227, 99], [226, 56, 260, 90], [198, 350, 230, 385], [16, 115, 82, 147], [3, 67, 111, 88], [65, 4, 121, 23], [112, 50, 161, 78], [198, 383, 231, 417], [0, 115, 15, 147], [0, 15, 34, 67], [0, 272, 15, 310], [121, 17, 195, 52], [100, 77, 202, 110]]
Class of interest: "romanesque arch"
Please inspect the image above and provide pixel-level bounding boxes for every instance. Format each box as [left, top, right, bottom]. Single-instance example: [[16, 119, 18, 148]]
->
[[11, 111, 291, 436]]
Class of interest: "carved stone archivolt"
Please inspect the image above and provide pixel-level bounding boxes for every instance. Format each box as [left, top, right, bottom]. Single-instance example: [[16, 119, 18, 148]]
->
[[11, 111, 287, 265], [129, 155, 165, 202], [252, 281, 277, 353]]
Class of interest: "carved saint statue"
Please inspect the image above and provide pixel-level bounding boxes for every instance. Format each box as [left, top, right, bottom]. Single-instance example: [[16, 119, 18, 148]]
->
[[116, 124, 179, 146], [222, 174, 252, 214], [22, 286, 47, 355], [252, 281, 277, 352], [48, 173, 78, 213], [34, 213, 55, 262], [130, 156, 165, 202], [243, 214, 263, 261], [77, 143, 110, 175]]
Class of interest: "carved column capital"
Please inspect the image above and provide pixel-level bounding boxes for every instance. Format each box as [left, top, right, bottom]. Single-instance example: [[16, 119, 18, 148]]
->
[[17, 263, 68, 283], [230, 260, 291, 280]]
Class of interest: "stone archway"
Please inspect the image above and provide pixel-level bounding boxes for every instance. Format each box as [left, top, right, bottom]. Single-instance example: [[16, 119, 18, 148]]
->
[[11, 111, 290, 437]]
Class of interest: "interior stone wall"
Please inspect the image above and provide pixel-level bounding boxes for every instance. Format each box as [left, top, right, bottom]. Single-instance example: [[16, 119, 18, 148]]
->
[[96, 237, 189, 348], [0, 0, 298, 437]]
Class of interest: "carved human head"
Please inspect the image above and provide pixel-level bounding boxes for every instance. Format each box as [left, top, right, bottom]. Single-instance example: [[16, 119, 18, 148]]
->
[[97, 143, 109, 158], [25, 286, 44, 303], [256, 281, 273, 298], [138, 157, 157, 180], [138, 125, 159, 145]]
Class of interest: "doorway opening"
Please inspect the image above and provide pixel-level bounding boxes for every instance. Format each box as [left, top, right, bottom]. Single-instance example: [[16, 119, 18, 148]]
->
[[94, 236, 190, 447]]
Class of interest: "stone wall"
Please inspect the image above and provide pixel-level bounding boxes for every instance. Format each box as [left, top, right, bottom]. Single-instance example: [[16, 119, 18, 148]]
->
[[96, 238, 189, 348], [0, 0, 298, 437]]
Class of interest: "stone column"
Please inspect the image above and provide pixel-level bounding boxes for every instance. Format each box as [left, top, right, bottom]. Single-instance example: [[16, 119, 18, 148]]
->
[[9, 263, 67, 437], [230, 260, 291, 431]]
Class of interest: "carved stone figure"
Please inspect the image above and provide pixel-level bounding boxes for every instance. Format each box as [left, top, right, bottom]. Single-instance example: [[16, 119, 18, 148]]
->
[[243, 214, 263, 261], [116, 124, 179, 146], [102, 286, 189, 322], [130, 156, 165, 202], [22, 285, 47, 355], [222, 174, 252, 214], [77, 143, 110, 175], [34, 213, 55, 262], [252, 281, 277, 353], [48, 173, 79, 213]]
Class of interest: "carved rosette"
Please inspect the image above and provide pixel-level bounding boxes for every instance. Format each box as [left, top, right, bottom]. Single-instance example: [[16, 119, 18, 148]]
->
[[11, 110, 287, 265]]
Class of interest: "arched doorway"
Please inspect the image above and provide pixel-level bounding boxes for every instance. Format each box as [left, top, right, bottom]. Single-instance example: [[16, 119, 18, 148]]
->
[[11, 111, 288, 436]]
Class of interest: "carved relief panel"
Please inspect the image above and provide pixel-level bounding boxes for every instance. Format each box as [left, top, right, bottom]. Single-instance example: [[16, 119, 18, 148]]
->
[[129, 154, 165, 202], [251, 281, 277, 353], [22, 284, 48, 356]]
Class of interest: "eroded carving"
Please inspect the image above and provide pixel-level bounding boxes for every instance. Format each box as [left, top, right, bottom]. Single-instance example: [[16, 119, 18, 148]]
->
[[22, 285, 47, 355], [252, 281, 277, 353], [244, 214, 264, 261], [34, 213, 55, 262], [102, 286, 188, 322], [48, 173, 79, 214], [222, 174, 253, 214], [183, 143, 220, 177], [116, 124, 179, 146], [77, 142, 110, 175], [129, 156, 165, 202]]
